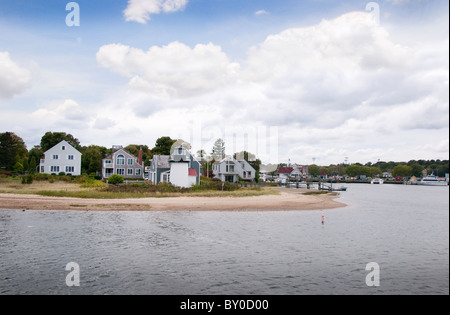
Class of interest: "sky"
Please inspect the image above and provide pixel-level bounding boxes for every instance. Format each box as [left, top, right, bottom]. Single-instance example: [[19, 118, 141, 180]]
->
[[0, 0, 448, 165]]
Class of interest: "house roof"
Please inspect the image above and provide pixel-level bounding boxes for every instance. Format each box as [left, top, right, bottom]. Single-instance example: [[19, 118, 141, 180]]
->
[[104, 148, 137, 161], [278, 167, 294, 174], [154, 155, 170, 169], [188, 169, 198, 177], [44, 140, 82, 154]]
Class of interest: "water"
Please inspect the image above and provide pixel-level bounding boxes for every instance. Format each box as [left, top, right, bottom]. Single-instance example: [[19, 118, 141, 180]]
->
[[0, 184, 448, 295]]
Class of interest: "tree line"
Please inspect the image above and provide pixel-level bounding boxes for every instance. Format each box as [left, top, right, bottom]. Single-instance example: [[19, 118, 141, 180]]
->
[[306, 160, 449, 178], [1, 131, 448, 179], [0, 132, 174, 176]]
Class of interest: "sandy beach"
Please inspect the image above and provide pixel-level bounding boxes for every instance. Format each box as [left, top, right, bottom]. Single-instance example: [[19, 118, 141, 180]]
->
[[0, 188, 346, 212]]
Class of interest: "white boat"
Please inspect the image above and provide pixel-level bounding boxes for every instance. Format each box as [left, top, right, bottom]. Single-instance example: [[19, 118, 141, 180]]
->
[[371, 178, 384, 184], [417, 175, 448, 186]]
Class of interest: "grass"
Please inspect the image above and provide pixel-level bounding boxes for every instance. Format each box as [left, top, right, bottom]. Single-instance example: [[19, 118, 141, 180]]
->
[[302, 191, 337, 196], [0, 176, 280, 199]]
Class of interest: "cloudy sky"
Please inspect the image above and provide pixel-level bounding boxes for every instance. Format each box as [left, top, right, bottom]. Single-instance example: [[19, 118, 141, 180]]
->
[[0, 0, 448, 165]]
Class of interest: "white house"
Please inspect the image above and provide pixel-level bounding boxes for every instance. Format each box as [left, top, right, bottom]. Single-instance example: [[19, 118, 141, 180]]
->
[[39, 140, 82, 176], [212, 156, 256, 183]]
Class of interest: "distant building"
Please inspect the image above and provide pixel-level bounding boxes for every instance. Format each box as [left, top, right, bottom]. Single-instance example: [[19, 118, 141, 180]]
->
[[147, 155, 171, 184], [290, 164, 309, 178], [102, 146, 144, 179], [212, 156, 256, 183], [278, 167, 294, 183], [39, 140, 82, 176], [146, 144, 201, 188]]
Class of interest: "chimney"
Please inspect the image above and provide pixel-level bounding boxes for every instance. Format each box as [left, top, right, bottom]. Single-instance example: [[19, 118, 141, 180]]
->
[[138, 148, 143, 166]]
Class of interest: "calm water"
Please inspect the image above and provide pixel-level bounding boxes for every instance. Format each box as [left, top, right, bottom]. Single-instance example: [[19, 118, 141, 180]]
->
[[0, 184, 448, 295]]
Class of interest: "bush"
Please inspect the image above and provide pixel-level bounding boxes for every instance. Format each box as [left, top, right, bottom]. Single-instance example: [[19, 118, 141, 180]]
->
[[108, 175, 124, 185], [21, 175, 34, 184]]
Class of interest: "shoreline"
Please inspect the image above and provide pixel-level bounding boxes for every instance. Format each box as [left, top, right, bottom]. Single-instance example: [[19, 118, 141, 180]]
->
[[0, 188, 346, 212]]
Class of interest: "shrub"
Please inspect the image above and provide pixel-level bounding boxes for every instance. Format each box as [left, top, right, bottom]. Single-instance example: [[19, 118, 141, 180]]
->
[[108, 175, 124, 185]]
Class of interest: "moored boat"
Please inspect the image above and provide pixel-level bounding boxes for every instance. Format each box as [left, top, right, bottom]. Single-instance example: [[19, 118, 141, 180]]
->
[[417, 175, 448, 186], [371, 178, 384, 184]]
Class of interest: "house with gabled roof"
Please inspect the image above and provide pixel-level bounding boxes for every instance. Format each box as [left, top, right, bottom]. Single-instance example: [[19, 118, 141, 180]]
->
[[146, 144, 201, 188], [39, 140, 82, 176], [212, 156, 256, 183], [102, 146, 144, 180]]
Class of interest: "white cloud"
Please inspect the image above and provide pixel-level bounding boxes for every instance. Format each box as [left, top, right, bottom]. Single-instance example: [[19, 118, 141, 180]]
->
[[32, 99, 91, 129], [255, 10, 269, 16], [0, 52, 32, 99], [91, 11, 448, 163], [124, 0, 188, 23], [97, 41, 240, 99]]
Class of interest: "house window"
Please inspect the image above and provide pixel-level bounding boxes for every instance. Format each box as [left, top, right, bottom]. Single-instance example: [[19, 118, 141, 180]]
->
[[136, 168, 142, 176], [117, 169, 125, 175], [53, 155, 59, 160], [105, 160, 112, 165], [40, 166, 44, 173], [66, 166, 75, 173], [117, 155, 125, 165], [226, 165, 234, 173], [62, 146, 65, 151], [68, 155, 74, 160], [127, 158, 133, 166], [127, 169, 133, 176], [51, 166, 60, 173]]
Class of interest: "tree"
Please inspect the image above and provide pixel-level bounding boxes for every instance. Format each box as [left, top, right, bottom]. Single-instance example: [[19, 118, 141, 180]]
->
[[410, 164, 424, 178], [345, 165, 362, 177], [0, 132, 28, 171], [308, 164, 321, 177], [13, 161, 24, 174], [392, 165, 413, 178], [81, 145, 109, 175], [28, 146, 43, 169], [40, 132, 81, 152], [150, 137, 176, 157], [125, 144, 151, 166], [29, 156, 37, 173], [211, 139, 225, 160]]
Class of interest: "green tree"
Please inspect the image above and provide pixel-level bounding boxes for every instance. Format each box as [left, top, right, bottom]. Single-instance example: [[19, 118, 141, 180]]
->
[[0, 132, 28, 171], [29, 156, 37, 173], [40, 132, 81, 152], [308, 164, 321, 177], [392, 165, 413, 178], [410, 164, 424, 178], [28, 146, 43, 167], [125, 144, 151, 166], [150, 137, 176, 157], [13, 161, 24, 174], [81, 145, 109, 175], [21, 158, 29, 173], [345, 165, 362, 177]]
